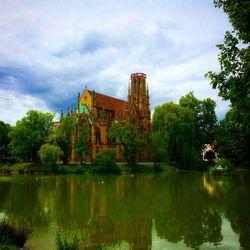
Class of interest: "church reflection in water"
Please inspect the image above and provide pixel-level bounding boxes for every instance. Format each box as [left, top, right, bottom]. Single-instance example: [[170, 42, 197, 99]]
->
[[0, 172, 249, 249]]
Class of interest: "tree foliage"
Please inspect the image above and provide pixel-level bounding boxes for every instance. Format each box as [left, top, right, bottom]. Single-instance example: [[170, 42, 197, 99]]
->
[[39, 144, 63, 166], [108, 122, 144, 169], [75, 121, 91, 163], [206, 0, 250, 163], [53, 116, 77, 164], [179, 92, 217, 148], [151, 131, 167, 168], [152, 102, 200, 169], [214, 0, 250, 43], [216, 108, 249, 162], [92, 150, 120, 173], [0, 121, 12, 161], [9, 110, 54, 162]]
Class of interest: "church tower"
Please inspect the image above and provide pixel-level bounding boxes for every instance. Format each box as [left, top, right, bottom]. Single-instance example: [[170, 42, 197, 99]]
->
[[128, 73, 151, 130]]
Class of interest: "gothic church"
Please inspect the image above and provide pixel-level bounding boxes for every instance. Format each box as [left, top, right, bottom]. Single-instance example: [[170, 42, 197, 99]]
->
[[61, 73, 151, 162]]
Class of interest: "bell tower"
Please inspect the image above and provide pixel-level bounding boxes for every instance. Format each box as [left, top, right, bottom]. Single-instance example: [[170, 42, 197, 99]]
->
[[128, 73, 151, 128]]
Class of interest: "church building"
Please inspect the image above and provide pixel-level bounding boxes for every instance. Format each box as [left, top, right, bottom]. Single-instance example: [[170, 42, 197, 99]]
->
[[61, 73, 151, 162]]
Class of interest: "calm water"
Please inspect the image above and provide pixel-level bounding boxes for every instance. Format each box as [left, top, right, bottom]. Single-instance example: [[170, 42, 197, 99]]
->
[[0, 172, 250, 249]]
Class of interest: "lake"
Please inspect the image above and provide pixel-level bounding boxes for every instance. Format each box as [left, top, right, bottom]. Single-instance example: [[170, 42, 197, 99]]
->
[[0, 171, 250, 249]]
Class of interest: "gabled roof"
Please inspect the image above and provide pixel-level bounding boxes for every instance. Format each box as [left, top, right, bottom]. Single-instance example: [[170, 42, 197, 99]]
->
[[88, 90, 127, 116]]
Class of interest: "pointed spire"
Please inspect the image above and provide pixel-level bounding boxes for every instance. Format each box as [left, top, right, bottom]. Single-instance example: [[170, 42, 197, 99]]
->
[[78, 92, 80, 103], [60, 110, 64, 121]]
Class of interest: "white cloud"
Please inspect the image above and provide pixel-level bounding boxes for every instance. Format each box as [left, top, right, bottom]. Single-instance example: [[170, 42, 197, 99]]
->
[[0, 89, 56, 125], [0, 0, 232, 123]]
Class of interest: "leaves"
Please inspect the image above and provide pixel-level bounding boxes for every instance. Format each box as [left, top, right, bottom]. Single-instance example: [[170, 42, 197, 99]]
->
[[152, 101, 200, 169], [8, 110, 54, 162], [108, 122, 144, 169], [39, 144, 63, 166], [75, 121, 91, 163], [207, 0, 250, 163]]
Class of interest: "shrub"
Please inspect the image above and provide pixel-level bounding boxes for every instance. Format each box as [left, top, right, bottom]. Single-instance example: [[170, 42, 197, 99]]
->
[[55, 230, 80, 250], [0, 219, 30, 248], [38, 144, 63, 166], [215, 158, 233, 171], [92, 150, 120, 173]]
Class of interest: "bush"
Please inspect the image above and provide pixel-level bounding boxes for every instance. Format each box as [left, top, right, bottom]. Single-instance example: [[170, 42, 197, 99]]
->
[[153, 163, 163, 172], [55, 230, 80, 250], [92, 150, 120, 173], [38, 144, 63, 166], [0, 219, 30, 248], [215, 158, 233, 171]]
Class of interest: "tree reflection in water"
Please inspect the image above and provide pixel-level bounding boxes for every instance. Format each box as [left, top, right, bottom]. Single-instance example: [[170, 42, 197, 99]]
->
[[0, 172, 249, 249]]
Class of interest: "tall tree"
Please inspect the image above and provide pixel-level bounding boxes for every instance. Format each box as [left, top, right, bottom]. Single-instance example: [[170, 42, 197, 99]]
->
[[179, 92, 217, 148], [9, 110, 54, 162], [75, 121, 91, 164], [206, 0, 250, 162], [108, 122, 144, 170], [54, 116, 77, 164], [151, 131, 167, 167], [216, 108, 249, 162], [0, 121, 12, 162], [152, 102, 199, 169]]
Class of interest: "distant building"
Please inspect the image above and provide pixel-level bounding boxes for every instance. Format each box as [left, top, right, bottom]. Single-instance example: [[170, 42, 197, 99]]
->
[[60, 73, 151, 162]]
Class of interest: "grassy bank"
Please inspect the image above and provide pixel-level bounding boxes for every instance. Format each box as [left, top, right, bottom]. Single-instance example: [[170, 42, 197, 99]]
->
[[0, 162, 177, 175], [0, 163, 88, 175], [0, 219, 30, 249]]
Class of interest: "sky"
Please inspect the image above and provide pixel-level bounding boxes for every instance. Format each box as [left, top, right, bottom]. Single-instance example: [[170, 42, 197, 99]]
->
[[0, 0, 232, 125]]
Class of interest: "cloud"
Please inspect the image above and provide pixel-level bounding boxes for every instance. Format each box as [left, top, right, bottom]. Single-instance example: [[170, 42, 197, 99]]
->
[[0, 0, 231, 124], [0, 88, 56, 125]]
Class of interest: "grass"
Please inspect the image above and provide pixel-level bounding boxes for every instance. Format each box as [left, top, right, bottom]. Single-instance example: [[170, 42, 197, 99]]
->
[[117, 162, 175, 173], [0, 163, 87, 175], [0, 161, 178, 175], [55, 230, 81, 250], [0, 219, 30, 248]]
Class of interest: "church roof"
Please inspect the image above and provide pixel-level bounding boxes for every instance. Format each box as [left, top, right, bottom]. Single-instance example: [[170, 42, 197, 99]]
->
[[89, 90, 127, 116]]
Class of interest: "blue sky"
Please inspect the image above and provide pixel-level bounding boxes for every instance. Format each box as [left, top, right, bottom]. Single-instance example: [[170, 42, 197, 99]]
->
[[0, 0, 231, 124]]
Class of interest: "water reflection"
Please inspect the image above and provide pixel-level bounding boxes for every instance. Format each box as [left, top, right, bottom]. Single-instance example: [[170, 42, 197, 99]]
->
[[0, 172, 250, 249]]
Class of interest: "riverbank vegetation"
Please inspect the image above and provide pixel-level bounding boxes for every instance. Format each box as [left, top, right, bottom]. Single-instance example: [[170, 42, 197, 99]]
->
[[0, 219, 30, 249], [0, 0, 249, 172], [0, 161, 175, 175], [55, 230, 81, 250]]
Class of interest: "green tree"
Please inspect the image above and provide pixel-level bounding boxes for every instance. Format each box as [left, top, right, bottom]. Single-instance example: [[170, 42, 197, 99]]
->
[[9, 110, 54, 162], [108, 122, 142, 170], [151, 131, 167, 168], [206, 0, 250, 163], [38, 144, 63, 167], [179, 92, 217, 148], [216, 108, 248, 162], [75, 121, 91, 164], [54, 116, 76, 164], [152, 102, 200, 169], [92, 149, 120, 173], [0, 121, 12, 162]]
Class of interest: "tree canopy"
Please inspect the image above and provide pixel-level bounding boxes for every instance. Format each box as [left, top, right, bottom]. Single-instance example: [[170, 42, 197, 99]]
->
[[9, 110, 54, 162], [0, 121, 12, 162], [206, 0, 250, 163], [152, 102, 200, 169], [75, 120, 91, 163], [179, 92, 217, 149], [53, 116, 77, 164], [39, 143, 63, 166], [108, 122, 146, 170]]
